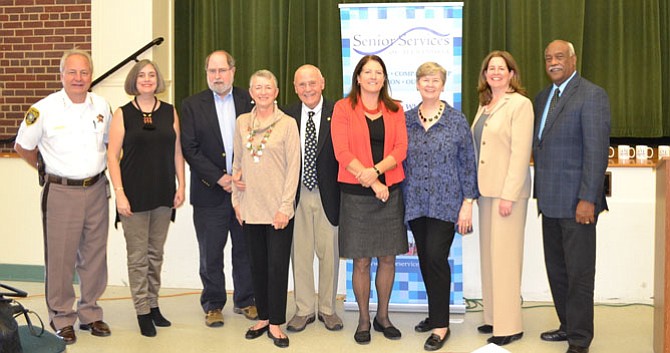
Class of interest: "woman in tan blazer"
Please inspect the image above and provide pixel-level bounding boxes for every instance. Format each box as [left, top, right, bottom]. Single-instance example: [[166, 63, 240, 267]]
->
[[471, 51, 534, 346]]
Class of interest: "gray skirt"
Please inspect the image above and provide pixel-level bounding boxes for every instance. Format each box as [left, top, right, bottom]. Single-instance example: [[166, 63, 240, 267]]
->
[[338, 187, 408, 258]]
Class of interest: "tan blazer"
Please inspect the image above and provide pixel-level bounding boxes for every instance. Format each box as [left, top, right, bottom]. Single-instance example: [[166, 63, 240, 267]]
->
[[472, 92, 534, 201]]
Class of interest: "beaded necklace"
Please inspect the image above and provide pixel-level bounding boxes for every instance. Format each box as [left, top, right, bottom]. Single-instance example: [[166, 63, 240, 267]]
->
[[419, 101, 444, 123], [245, 118, 277, 163]]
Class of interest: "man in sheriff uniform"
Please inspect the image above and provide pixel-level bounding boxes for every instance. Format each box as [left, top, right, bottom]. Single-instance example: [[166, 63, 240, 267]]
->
[[14, 49, 113, 345]]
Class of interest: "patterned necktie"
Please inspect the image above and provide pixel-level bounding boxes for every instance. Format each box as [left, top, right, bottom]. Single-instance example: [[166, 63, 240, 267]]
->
[[304, 111, 317, 190], [539, 88, 560, 138]]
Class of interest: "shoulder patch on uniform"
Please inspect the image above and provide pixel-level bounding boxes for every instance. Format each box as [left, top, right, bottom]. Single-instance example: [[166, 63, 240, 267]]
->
[[24, 107, 39, 126]]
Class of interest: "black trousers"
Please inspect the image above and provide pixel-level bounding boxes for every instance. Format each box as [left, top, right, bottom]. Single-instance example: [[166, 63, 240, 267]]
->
[[244, 221, 294, 325], [542, 216, 596, 348], [193, 197, 255, 312], [409, 217, 455, 328]]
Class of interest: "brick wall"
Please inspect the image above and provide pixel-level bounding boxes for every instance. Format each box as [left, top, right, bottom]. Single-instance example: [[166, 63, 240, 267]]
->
[[0, 0, 91, 153]]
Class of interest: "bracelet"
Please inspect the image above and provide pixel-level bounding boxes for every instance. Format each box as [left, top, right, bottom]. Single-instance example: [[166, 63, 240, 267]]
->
[[114, 187, 124, 191], [373, 166, 381, 175]]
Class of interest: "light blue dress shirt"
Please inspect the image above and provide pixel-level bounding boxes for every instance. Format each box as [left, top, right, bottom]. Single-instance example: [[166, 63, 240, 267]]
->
[[538, 70, 576, 138], [213, 90, 236, 172]]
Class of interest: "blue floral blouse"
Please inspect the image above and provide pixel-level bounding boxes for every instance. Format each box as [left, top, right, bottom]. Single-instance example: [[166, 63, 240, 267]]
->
[[402, 102, 479, 225]]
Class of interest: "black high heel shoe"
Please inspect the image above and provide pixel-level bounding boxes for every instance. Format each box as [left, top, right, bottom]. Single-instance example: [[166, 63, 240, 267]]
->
[[373, 316, 402, 340], [487, 332, 523, 346], [354, 322, 371, 344]]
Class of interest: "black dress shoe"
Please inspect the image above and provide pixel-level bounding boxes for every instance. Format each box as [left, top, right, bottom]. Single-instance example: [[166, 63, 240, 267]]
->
[[150, 307, 171, 327], [477, 324, 493, 334], [567, 344, 589, 353], [137, 314, 156, 337], [487, 332, 523, 346], [415, 317, 431, 332], [540, 328, 568, 341], [245, 324, 269, 339], [354, 322, 371, 344], [373, 317, 401, 340], [54, 325, 77, 345], [79, 320, 111, 337], [267, 329, 289, 348], [424, 330, 450, 351]]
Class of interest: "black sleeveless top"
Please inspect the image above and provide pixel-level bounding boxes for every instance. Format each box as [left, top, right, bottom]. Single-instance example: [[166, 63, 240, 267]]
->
[[120, 100, 176, 212], [340, 115, 389, 196]]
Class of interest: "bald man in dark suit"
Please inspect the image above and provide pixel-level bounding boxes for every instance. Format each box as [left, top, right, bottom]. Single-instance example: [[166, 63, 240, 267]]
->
[[533, 40, 610, 353]]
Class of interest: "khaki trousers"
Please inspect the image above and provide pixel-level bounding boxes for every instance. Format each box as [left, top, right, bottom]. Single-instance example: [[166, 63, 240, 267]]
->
[[478, 196, 528, 336], [291, 185, 339, 316], [42, 177, 109, 329], [120, 206, 172, 314]]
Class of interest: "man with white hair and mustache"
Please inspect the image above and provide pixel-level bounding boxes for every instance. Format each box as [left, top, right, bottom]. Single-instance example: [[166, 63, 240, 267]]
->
[[532, 40, 610, 353], [180, 50, 257, 327]]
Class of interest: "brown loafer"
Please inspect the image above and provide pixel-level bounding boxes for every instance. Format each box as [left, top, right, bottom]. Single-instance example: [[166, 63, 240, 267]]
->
[[54, 325, 77, 345], [80, 320, 111, 337], [233, 305, 258, 320]]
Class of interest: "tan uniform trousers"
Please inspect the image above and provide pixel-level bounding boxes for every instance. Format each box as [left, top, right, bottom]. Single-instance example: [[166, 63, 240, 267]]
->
[[478, 196, 528, 336], [42, 177, 109, 329], [291, 185, 339, 316]]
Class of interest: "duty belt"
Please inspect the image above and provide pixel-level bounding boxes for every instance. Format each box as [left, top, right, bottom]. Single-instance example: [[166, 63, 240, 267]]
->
[[46, 172, 104, 187]]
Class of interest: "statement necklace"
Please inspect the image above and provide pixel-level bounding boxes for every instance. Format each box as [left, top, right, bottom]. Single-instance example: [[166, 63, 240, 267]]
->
[[245, 119, 277, 163], [135, 96, 158, 130], [419, 102, 444, 123], [362, 102, 382, 115]]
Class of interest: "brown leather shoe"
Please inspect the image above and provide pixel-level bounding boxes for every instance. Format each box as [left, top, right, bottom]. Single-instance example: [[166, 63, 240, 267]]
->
[[233, 305, 258, 320], [205, 309, 224, 327], [286, 314, 316, 332], [318, 312, 343, 331], [80, 320, 111, 337], [54, 325, 77, 345]]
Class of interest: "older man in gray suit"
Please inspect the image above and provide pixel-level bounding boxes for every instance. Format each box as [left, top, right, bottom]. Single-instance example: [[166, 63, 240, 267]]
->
[[532, 40, 610, 353]]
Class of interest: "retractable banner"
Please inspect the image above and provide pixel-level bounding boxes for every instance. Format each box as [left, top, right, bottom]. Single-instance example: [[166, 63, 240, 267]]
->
[[339, 2, 465, 313]]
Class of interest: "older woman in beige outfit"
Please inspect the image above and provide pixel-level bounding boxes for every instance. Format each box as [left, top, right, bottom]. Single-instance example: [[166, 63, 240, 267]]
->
[[471, 51, 533, 346]]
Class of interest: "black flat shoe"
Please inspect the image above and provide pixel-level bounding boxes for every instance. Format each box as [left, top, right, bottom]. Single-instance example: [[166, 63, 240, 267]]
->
[[540, 328, 568, 341], [150, 307, 171, 327], [415, 317, 431, 332], [267, 330, 289, 348], [487, 332, 523, 346], [354, 322, 371, 344], [424, 330, 450, 351], [137, 313, 156, 337], [245, 324, 269, 339], [477, 324, 493, 334], [373, 316, 402, 340]]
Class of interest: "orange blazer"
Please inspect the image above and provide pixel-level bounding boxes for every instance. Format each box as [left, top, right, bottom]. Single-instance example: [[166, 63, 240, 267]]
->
[[331, 97, 407, 187]]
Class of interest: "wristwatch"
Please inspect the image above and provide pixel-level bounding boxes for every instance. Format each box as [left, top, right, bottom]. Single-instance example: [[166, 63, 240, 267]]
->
[[464, 198, 474, 204]]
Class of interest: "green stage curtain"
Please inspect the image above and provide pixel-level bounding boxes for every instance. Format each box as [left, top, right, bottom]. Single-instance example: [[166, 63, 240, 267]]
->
[[175, 0, 670, 138]]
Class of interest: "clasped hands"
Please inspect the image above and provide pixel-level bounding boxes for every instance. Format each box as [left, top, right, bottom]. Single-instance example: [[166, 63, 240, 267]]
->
[[356, 167, 388, 203]]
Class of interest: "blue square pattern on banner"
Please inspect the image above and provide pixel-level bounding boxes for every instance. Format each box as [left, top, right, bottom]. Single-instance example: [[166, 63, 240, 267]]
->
[[345, 234, 463, 307], [341, 9, 350, 21], [378, 8, 387, 19]]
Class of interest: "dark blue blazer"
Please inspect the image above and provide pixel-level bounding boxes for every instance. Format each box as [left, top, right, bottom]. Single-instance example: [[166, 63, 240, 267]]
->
[[532, 74, 611, 218], [180, 87, 253, 207], [283, 99, 340, 226]]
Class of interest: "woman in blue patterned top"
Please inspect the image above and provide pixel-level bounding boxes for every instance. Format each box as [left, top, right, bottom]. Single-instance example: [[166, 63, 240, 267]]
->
[[402, 62, 478, 351]]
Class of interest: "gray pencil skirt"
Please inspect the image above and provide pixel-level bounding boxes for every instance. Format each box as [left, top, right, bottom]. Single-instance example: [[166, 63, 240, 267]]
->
[[338, 187, 408, 259]]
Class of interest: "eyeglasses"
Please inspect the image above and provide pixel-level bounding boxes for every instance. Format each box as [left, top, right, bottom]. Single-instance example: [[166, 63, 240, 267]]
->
[[207, 68, 232, 75]]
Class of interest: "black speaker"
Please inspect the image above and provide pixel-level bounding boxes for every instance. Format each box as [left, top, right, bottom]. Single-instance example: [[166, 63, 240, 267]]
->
[[0, 283, 27, 353]]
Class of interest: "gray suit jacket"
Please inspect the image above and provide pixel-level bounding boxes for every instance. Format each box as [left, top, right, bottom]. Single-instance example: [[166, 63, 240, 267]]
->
[[532, 74, 611, 218]]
